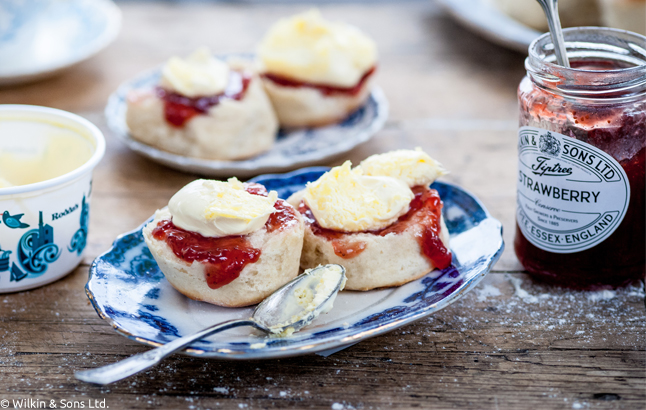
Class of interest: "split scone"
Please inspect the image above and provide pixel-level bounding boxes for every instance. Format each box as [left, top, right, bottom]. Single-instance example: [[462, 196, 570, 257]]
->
[[287, 149, 451, 291], [258, 10, 377, 128], [126, 48, 278, 160], [143, 178, 304, 307]]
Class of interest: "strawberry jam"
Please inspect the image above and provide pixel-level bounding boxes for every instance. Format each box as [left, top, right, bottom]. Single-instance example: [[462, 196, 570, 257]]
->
[[516, 28, 646, 288], [515, 146, 645, 288], [263, 66, 376, 97], [266, 200, 299, 233], [152, 221, 261, 289], [297, 203, 367, 259], [152, 183, 299, 289], [157, 70, 252, 127], [298, 186, 452, 269]]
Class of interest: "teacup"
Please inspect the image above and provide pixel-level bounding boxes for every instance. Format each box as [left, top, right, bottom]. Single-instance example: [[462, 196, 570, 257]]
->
[[0, 105, 105, 292]]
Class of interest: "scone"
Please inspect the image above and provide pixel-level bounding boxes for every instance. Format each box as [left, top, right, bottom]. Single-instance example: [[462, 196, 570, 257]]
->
[[258, 10, 377, 128], [287, 148, 452, 291], [143, 178, 304, 307], [126, 48, 279, 160]]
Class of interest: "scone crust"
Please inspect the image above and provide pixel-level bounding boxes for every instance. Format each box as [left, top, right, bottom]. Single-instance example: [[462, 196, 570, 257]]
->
[[126, 73, 278, 160], [261, 75, 373, 128], [299, 216, 449, 291], [287, 190, 450, 291], [143, 206, 304, 307]]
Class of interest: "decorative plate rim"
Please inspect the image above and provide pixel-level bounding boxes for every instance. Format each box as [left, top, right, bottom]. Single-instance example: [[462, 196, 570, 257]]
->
[[0, 0, 122, 82], [86, 167, 504, 359], [105, 61, 389, 177]]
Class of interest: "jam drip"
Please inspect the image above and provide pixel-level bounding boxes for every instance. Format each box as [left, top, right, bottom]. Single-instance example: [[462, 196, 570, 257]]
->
[[263, 66, 376, 97], [266, 200, 299, 233], [379, 186, 452, 269], [298, 186, 452, 269], [152, 220, 261, 289], [152, 183, 300, 289], [297, 203, 368, 259], [157, 70, 253, 127], [243, 182, 300, 233]]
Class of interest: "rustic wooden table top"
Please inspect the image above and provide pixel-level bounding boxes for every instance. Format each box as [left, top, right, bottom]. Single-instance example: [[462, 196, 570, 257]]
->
[[0, 1, 644, 409]]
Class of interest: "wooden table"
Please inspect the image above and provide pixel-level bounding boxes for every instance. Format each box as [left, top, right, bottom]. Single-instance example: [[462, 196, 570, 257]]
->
[[1, 1, 644, 409]]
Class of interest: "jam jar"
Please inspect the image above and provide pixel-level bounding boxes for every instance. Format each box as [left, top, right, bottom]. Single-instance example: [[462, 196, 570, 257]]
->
[[515, 27, 646, 288]]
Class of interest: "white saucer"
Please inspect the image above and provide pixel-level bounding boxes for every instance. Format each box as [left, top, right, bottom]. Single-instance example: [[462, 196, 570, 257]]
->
[[0, 0, 121, 86]]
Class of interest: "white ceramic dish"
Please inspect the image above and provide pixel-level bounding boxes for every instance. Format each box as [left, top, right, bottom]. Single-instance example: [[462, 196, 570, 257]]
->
[[0, 105, 105, 292], [105, 57, 388, 178], [437, 0, 540, 52], [0, 0, 121, 86]]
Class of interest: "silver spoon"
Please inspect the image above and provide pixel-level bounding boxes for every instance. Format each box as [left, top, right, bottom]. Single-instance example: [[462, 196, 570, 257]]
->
[[75, 264, 346, 385], [536, 0, 570, 67]]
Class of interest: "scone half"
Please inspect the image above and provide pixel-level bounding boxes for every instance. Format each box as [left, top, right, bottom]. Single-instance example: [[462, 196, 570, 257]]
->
[[261, 71, 374, 128], [289, 187, 451, 291], [143, 202, 304, 307], [126, 69, 278, 160]]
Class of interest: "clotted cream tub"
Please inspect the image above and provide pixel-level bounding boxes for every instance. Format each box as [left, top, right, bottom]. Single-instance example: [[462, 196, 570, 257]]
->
[[0, 105, 105, 292]]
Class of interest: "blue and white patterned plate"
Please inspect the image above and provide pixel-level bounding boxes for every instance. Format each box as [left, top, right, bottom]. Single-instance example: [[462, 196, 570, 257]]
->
[[105, 58, 388, 178], [86, 167, 503, 359], [0, 0, 121, 86]]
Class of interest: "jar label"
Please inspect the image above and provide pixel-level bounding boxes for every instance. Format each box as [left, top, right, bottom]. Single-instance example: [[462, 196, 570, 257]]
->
[[517, 126, 630, 253]]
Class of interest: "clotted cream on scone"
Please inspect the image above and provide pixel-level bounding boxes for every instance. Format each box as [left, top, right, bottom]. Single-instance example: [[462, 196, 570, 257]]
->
[[258, 10, 378, 128], [287, 148, 451, 290], [126, 48, 278, 160], [144, 178, 304, 307]]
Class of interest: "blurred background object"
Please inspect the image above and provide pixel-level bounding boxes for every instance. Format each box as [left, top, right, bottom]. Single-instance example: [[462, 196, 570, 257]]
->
[[490, 0, 600, 31], [438, 0, 645, 52], [597, 0, 646, 35], [0, 0, 121, 86]]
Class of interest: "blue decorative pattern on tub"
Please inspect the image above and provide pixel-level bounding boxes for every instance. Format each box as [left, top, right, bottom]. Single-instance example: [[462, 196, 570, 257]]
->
[[0, 246, 11, 272], [10, 262, 27, 282], [17, 212, 60, 277], [69, 195, 89, 255], [2, 211, 29, 229]]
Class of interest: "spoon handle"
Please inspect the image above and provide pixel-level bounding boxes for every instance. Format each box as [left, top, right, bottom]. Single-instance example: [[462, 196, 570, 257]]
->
[[75, 319, 257, 385], [536, 0, 570, 67]]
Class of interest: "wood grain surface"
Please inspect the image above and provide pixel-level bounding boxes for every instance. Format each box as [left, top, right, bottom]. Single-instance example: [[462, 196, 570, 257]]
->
[[0, 2, 644, 409]]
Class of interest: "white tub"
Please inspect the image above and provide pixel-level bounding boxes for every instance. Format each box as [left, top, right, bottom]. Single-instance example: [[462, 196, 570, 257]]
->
[[0, 105, 105, 292]]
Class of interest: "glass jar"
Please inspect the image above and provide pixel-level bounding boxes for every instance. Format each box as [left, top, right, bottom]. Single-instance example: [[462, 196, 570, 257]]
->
[[515, 27, 645, 288]]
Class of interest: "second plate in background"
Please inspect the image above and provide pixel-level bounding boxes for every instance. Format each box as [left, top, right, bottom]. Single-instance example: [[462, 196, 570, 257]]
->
[[105, 56, 388, 178]]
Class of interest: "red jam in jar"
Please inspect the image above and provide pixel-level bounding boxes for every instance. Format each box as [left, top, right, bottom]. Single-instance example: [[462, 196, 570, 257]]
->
[[297, 186, 452, 269], [152, 183, 299, 289], [515, 28, 646, 288], [157, 70, 252, 127], [262, 66, 376, 97]]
